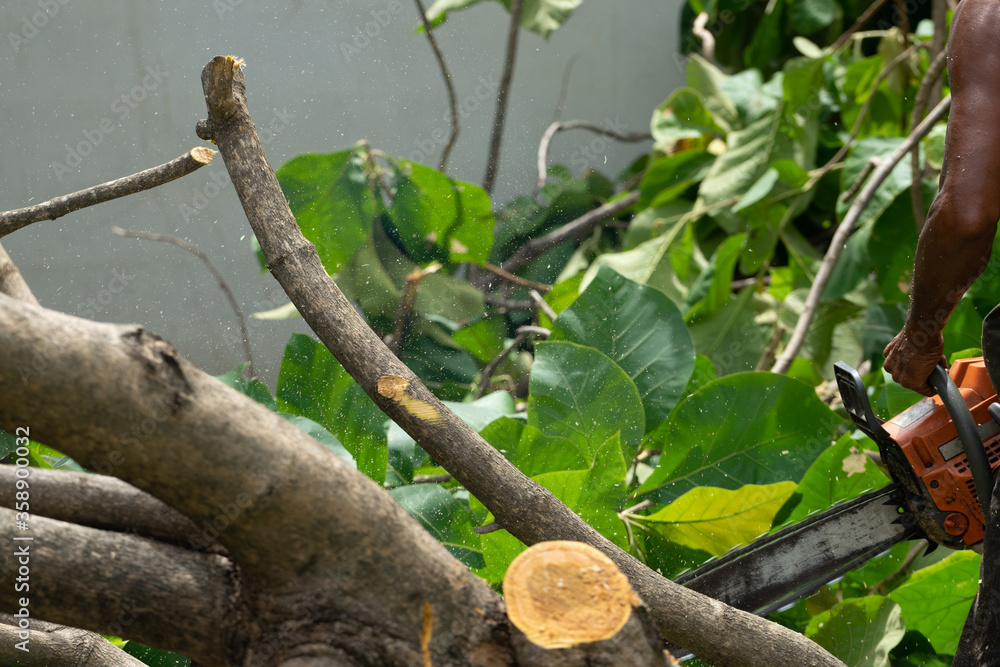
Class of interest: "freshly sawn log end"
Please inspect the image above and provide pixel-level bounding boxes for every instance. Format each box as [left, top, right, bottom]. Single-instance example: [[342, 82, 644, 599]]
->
[[504, 540, 640, 649]]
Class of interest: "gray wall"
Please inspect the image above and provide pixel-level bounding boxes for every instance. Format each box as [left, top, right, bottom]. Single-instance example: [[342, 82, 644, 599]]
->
[[0, 0, 685, 385]]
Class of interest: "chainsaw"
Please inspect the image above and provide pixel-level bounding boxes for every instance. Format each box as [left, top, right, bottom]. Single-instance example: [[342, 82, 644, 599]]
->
[[675, 356, 1000, 617]]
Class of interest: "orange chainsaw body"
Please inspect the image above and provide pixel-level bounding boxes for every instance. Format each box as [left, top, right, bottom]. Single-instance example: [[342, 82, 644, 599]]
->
[[881, 357, 1000, 547]]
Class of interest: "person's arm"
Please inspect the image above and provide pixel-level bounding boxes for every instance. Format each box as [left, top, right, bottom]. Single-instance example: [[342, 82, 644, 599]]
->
[[883, 0, 1000, 396]]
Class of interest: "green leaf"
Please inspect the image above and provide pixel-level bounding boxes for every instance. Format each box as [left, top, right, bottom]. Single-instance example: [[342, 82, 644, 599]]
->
[[582, 226, 691, 310], [887, 551, 980, 655], [837, 137, 912, 231], [425, 0, 582, 37], [528, 341, 645, 458], [784, 433, 890, 524], [532, 433, 629, 547], [639, 151, 715, 209], [276, 150, 374, 274], [215, 365, 276, 411], [637, 372, 842, 503], [687, 232, 746, 317], [123, 642, 191, 666], [636, 482, 797, 557], [623, 200, 693, 250], [686, 285, 771, 375], [788, 0, 836, 35], [481, 416, 585, 477], [805, 596, 906, 667], [686, 55, 740, 131], [276, 334, 388, 483], [651, 88, 725, 151], [452, 317, 507, 363], [387, 159, 494, 264], [390, 484, 485, 569], [551, 267, 695, 432], [281, 414, 357, 468]]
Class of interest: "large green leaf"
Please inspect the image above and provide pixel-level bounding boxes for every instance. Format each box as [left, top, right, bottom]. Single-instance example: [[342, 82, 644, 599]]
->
[[533, 433, 629, 547], [276, 333, 388, 482], [638, 150, 715, 209], [686, 285, 772, 375], [637, 372, 842, 503], [887, 551, 980, 655], [425, 0, 582, 37], [635, 482, 796, 557], [551, 266, 695, 432], [651, 88, 725, 151], [390, 484, 484, 569], [481, 416, 585, 478], [528, 341, 645, 458], [784, 433, 890, 524], [805, 596, 906, 667], [281, 414, 357, 468], [788, 0, 837, 36], [276, 150, 374, 274], [387, 159, 494, 264], [123, 642, 191, 666], [582, 225, 691, 310]]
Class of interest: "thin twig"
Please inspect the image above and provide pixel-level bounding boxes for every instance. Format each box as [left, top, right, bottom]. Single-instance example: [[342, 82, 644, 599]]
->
[[530, 289, 557, 322], [483, 294, 536, 312], [772, 95, 951, 374], [692, 12, 715, 62], [413, 474, 454, 484], [476, 325, 549, 397], [389, 262, 442, 356], [0, 242, 39, 306], [551, 54, 581, 123], [909, 47, 949, 230], [481, 0, 524, 195], [619, 500, 655, 518], [829, 0, 892, 52], [111, 226, 257, 379], [413, 0, 459, 172], [820, 44, 919, 177], [0, 147, 215, 238], [501, 191, 639, 274], [535, 121, 652, 196], [841, 159, 879, 202], [481, 262, 552, 292]]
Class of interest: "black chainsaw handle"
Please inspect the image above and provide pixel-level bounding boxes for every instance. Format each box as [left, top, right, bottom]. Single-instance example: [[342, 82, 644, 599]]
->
[[928, 365, 995, 521]]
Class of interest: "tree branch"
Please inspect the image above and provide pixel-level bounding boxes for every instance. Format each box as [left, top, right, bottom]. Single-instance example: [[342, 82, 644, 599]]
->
[[0, 467, 208, 549], [413, 0, 459, 172], [481, 0, 524, 195], [0, 509, 237, 664], [111, 226, 256, 379], [0, 147, 215, 238], [501, 191, 639, 274], [535, 120, 652, 196], [193, 55, 844, 667], [829, 0, 892, 52], [0, 615, 147, 667], [0, 291, 506, 664], [772, 95, 951, 374], [0, 242, 39, 306]]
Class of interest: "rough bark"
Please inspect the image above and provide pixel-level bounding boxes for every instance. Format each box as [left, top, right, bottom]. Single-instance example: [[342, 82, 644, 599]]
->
[[0, 508, 238, 663], [0, 615, 147, 667], [0, 292, 508, 665], [192, 55, 844, 667], [0, 466, 208, 549]]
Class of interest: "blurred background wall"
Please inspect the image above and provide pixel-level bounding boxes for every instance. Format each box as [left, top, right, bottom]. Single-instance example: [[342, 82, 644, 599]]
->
[[0, 0, 685, 384]]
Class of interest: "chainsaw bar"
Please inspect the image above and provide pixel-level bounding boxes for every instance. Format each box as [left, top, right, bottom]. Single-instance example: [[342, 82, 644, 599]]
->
[[675, 484, 919, 616]]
